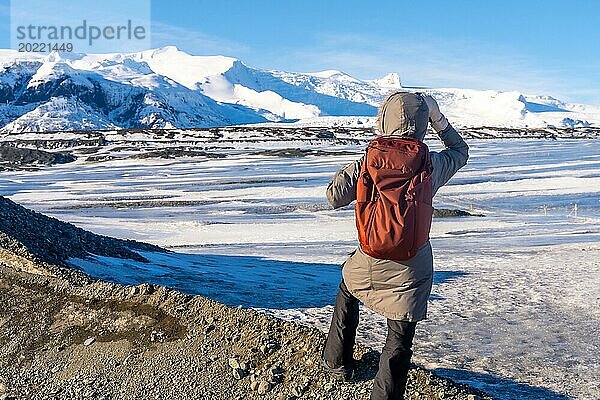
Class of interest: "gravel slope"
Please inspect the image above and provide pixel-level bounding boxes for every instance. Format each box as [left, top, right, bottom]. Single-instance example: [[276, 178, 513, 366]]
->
[[0, 197, 492, 400]]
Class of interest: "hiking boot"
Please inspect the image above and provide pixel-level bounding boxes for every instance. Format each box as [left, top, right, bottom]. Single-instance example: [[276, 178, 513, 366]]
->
[[320, 356, 354, 382]]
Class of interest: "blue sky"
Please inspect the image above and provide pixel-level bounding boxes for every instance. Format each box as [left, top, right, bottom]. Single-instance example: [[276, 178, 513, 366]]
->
[[1, 0, 599, 103]]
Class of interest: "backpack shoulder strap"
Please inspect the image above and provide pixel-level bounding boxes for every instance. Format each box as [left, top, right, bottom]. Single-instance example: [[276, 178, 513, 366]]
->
[[423, 144, 432, 174]]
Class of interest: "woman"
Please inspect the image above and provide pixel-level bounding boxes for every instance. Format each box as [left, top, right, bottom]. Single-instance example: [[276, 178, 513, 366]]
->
[[322, 91, 469, 400]]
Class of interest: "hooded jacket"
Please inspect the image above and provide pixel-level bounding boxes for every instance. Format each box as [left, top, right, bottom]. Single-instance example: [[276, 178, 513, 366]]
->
[[326, 92, 469, 321]]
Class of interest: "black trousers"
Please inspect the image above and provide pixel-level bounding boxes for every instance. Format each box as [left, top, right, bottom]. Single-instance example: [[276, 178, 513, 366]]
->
[[323, 281, 417, 400]]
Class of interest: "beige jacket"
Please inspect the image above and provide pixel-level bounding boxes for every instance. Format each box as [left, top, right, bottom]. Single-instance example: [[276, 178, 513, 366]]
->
[[326, 124, 469, 321]]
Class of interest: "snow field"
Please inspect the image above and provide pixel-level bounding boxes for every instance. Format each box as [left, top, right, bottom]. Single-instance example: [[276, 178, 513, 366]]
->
[[1, 138, 598, 399]]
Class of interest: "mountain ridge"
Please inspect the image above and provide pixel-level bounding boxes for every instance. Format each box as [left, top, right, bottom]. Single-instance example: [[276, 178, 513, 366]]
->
[[0, 46, 599, 133]]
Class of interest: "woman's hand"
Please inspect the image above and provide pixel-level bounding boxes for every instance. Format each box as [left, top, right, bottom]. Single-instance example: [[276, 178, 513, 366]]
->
[[422, 94, 449, 133]]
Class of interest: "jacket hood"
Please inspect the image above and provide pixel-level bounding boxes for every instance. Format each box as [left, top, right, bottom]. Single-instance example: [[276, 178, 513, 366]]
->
[[376, 91, 429, 141]]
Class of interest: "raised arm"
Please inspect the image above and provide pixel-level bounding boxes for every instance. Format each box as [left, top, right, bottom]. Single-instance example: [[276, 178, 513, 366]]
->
[[423, 95, 469, 195], [326, 157, 364, 209], [430, 124, 469, 193]]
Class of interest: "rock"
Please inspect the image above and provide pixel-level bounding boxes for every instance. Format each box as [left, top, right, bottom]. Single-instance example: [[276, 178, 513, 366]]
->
[[250, 381, 259, 391], [232, 368, 244, 380], [238, 360, 249, 371], [140, 283, 155, 295], [269, 366, 284, 384], [123, 354, 132, 365], [467, 395, 481, 400], [228, 358, 240, 369], [83, 337, 96, 347], [257, 381, 271, 395], [0, 383, 6, 393], [270, 365, 284, 374], [259, 341, 280, 355], [291, 385, 306, 397], [433, 208, 484, 218], [317, 131, 335, 139]]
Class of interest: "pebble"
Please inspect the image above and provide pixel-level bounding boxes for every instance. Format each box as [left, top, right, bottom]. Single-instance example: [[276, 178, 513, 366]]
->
[[257, 381, 271, 395], [228, 358, 239, 369], [291, 385, 306, 397], [83, 337, 96, 347], [232, 368, 244, 380], [140, 283, 155, 295]]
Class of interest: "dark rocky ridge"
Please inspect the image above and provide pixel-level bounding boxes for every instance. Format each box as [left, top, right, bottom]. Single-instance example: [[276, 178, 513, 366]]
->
[[130, 147, 227, 160], [4, 125, 600, 141], [0, 145, 75, 170], [433, 208, 484, 218], [2, 125, 599, 153], [0, 196, 164, 270], [255, 148, 361, 157], [0, 125, 597, 168]]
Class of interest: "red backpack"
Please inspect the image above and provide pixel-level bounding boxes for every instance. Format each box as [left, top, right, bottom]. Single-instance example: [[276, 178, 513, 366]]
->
[[355, 136, 433, 261]]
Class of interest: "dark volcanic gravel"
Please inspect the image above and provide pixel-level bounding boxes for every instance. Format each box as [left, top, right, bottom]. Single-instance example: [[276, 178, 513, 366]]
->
[[0, 196, 164, 269]]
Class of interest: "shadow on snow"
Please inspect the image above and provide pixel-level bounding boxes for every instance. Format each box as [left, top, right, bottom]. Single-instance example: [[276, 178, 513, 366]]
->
[[433, 368, 573, 400], [71, 251, 467, 309]]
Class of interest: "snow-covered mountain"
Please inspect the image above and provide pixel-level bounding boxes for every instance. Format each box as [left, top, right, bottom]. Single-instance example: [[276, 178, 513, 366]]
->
[[0, 46, 599, 132]]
